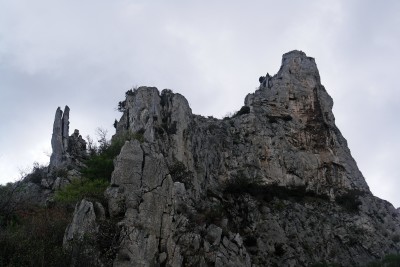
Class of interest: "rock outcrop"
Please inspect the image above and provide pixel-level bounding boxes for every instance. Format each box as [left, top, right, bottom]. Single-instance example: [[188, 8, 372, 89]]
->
[[17, 106, 88, 206], [67, 51, 400, 266], [49, 106, 87, 170], [49, 106, 68, 168]]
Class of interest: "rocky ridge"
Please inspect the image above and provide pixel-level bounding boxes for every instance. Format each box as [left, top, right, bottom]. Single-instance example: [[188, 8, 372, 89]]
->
[[65, 51, 400, 266], [17, 106, 88, 206]]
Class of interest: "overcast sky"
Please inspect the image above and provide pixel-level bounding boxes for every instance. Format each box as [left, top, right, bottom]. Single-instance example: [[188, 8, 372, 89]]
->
[[1, 0, 399, 207]]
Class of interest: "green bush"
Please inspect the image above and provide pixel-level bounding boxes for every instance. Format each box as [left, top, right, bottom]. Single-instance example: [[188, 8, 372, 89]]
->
[[224, 175, 330, 203], [0, 205, 72, 267], [335, 190, 364, 212], [224, 176, 258, 195], [367, 254, 400, 267], [169, 161, 192, 185], [82, 155, 115, 182], [52, 167, 69, 178], [382, 254, 400, 266], [82, 133, 128, 181], [27, 162, 48, 184], [54, 179, 109, 204], [232, 106, 250, 118]]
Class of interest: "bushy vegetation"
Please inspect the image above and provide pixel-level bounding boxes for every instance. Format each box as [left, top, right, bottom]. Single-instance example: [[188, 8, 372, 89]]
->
[[310, 254, 400, 267], [223, 174, 330, 203], [83, 129, 143, 182], [367, 254, 400, 267], [223, 106, 251, 120], [54, 179, 109, 205], [117, 87, 137, 112], [0, 182, 23, 227], [335, 190, 364, 213], [0, 205, 72, 267], [26, 162, 48, 184], [169, 161, 192, 185], [0, 126, 133, 266], [233, 106, 251, 117], [54, 129, 142, 206]]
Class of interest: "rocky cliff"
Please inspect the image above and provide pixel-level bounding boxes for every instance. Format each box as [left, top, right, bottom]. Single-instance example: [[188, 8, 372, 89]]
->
[[65, 51, 400, 266]]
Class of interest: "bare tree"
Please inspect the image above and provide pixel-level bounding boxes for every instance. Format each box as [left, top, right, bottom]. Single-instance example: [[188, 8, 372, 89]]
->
[[96, 127, 110, 154]]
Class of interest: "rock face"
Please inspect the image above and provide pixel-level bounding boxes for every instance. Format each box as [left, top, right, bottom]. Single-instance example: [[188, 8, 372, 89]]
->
[[49, 106, 87, 170], [69, 51, 400, 266], [50, 106, 66, 168]]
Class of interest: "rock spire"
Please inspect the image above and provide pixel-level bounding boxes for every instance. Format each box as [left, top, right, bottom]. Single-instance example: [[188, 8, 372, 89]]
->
[[49, 106, 86, 169], [49, 106, 69, 168]]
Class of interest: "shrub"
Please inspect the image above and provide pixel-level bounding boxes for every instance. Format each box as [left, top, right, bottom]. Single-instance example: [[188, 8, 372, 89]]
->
[[83, 155, 115, 182], [224, 175, 261, 195], [232, 106, 250, 118], [0, 182, 26, 227], [335, 190, 364, 212], [82, 133, 128, 181], [117, 100, 126, 112], [125, 88, 136, 96], [382, 254, 400, 266], [224, 175, 330, 203], [0, 205, 72, 267], [53, 167, 69, 178], [54, 179, 109, 205], [27, 162, 48, 184], [169, 161, 192, 185], [97, 219, 121, 265], [367, 254, 400, 267]]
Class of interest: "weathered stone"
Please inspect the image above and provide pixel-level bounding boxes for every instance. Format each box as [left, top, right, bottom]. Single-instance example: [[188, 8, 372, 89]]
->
[[64, 51, 400, 266], [94, 201, 106, 221], [206, 224, 223, 246], [63, 199, 104, 267], [62, 106, 70, 152], [49, 106, 86, 170], [52, 177, 70, 190], [49, 107, 64, 168], [67, 129, 87, 160], [63, 199, 98, 246]]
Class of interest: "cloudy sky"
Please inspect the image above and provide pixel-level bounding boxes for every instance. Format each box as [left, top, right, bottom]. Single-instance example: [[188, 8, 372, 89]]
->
[[0, 0, 399, 206]]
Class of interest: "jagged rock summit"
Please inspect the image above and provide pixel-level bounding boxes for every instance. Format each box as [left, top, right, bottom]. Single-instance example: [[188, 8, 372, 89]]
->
[[49, 105, 87, 169], [66, 50, 400, 266]]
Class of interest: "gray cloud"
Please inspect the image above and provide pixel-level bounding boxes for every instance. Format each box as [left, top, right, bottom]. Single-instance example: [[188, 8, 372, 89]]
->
[[1, 0, 399, 206]]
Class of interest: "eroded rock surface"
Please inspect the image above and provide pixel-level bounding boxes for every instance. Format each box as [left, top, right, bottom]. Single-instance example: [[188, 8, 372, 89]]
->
[[49, 106, 87, 170], [69, 50, 400, 266]]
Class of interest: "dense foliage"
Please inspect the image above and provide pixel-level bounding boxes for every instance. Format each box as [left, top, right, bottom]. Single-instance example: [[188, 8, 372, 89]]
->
[[54, 179, 109, 205], [0, 130, 128, 266], [0, 205, 71, 267]]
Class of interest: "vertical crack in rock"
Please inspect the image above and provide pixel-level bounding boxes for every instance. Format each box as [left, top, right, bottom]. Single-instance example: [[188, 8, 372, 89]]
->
[[140, 144, 145, 189]]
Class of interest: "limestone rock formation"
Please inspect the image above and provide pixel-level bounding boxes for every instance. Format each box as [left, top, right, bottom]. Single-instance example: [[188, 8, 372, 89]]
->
[[64, 199, 99, 245], [49, 106, 87, 170], [49, 106, 67, 168], [68, 129, 88, 162], [67, 51, 400, 266]]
